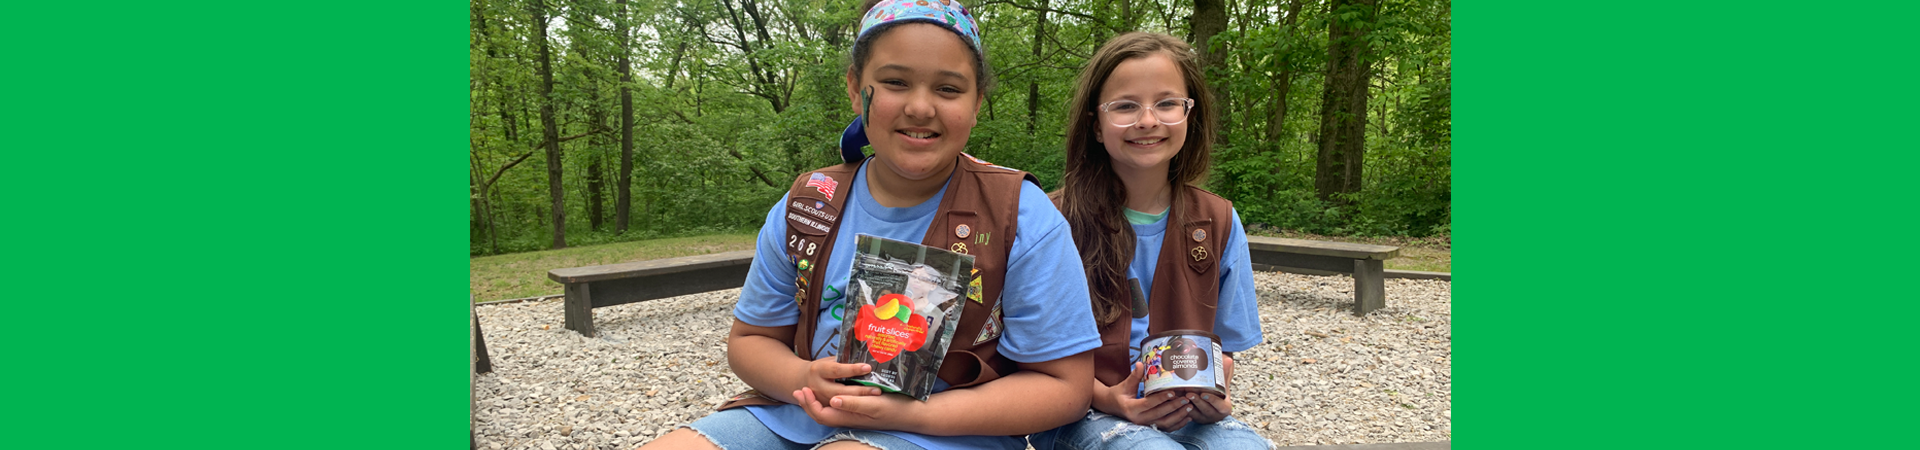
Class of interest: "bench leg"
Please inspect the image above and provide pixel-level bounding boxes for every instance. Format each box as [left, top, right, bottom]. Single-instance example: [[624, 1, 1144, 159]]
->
[[473, 311, 493, 374], [1353, 259, 1385, 316], [564, 282, 595, 337]]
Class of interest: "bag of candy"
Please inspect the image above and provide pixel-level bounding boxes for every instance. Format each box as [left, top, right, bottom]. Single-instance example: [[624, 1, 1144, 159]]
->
[[835, 234, 972, 400]]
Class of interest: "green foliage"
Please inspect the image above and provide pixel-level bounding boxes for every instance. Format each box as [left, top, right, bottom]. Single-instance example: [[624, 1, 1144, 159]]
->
[[471, 0, 1453, 255]]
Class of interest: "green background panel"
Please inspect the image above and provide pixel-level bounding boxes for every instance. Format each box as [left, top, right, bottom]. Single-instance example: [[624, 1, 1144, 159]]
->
[[6, 1, 466, 448], [1462, 1, 1917, 449]]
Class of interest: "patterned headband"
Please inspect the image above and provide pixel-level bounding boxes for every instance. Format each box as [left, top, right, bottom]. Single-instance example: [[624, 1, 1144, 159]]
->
[[856, 0, 983, 55]]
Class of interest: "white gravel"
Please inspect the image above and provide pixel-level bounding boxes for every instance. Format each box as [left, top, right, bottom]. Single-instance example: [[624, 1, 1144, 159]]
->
[[472, 271, 1451, 449]]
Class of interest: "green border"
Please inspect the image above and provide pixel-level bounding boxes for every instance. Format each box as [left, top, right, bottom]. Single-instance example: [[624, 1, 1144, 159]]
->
[[1464, 1, 1918, 448], [8, 2, 466, 448]]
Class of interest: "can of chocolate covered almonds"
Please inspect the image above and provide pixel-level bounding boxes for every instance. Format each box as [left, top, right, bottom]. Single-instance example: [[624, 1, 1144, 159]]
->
[[1138, 330, 1225, 396]]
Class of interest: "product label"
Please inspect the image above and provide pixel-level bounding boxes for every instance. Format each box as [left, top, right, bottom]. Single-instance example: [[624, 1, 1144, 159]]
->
[[1140, 334, 1224, 395]]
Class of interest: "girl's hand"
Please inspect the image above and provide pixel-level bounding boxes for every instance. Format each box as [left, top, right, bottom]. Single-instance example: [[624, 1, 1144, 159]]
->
[[1187, 354, 1234, 424], [791, 386, 922, 430], [800, 357, 883, 405], [1092, 362, 1195, 428]]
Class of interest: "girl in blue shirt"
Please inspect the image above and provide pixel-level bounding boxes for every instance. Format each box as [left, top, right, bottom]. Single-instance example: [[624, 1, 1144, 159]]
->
[[641, 1, 1100, 450], [1032, 32, 1269, 450]]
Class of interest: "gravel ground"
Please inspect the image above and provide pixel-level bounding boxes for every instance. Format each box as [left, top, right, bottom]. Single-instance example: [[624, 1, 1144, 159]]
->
[[472, 271, 1451, 450]]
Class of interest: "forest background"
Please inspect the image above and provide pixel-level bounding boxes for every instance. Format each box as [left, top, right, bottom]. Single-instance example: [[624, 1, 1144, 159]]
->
[[470, 0, 1451, 255]]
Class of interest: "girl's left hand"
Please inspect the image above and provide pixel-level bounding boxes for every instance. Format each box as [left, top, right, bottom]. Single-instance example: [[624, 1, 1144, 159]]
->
[[792, 386, 920, 431], [1187, 354, 1234, 424]]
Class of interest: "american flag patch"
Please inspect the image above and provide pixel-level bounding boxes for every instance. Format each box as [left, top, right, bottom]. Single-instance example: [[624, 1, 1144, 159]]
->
[[806, 173, 837, 200]]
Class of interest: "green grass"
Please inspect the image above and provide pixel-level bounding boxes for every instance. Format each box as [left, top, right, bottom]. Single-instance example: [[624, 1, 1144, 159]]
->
[[469, 233, 757, 302], [1246, 226, 1453, 273]]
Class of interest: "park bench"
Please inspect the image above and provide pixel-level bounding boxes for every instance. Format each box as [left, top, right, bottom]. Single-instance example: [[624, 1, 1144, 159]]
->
[[1244, 236, 1401, 316], [547, 250, 757, 337], [546, 238, 1402, 334]]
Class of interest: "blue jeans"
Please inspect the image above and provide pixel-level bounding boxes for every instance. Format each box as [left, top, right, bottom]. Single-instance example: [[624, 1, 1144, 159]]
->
[[685, 409, 926, 450], [1027, 411, 1273, 450]]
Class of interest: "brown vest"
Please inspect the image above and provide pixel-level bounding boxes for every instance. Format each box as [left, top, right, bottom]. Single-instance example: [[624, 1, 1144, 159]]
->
[[1075, 186, 1235, 386], [718, 155, 1039, 410]]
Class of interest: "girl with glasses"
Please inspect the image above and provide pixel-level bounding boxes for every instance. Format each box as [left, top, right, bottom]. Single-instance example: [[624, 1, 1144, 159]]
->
[[1037, 32, 1269, 450]]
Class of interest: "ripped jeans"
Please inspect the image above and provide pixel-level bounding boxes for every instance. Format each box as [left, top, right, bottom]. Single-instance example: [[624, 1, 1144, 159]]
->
[[1027, 411, 1273, 450]]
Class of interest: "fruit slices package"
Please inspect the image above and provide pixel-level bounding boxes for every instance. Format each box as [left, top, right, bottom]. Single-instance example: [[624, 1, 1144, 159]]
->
[[835, 234, 973, 401]]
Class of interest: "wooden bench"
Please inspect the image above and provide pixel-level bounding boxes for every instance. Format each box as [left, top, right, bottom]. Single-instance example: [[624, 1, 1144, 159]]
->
[[546, 237, 1399, 333], [1244, 236, 1401, 316], [547, 250, 757, 337]]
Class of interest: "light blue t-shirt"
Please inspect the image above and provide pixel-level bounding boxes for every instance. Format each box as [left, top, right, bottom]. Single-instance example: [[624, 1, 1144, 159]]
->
[[732, 162, 1100, 450], [1121, 207, 1264, 362]]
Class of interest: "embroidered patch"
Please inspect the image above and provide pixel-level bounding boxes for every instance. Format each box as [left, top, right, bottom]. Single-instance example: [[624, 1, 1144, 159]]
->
[[1191, 228, 1207, 242], [805, 172, 838, 200], [967, 275, 983, 303], [972, 301, 1003, 345], [786, 196, 838, 236], [797, 259, 812, 272], [955, 224, 971, 239]]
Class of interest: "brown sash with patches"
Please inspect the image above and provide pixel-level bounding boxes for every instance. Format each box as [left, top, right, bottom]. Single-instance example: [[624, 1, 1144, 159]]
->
[[1077, 186, 1235, 386], [718, 155, 1038, 410]]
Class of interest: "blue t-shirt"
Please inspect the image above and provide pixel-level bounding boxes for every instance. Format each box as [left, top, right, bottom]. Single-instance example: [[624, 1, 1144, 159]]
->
[[1122, 207, 1263, 363], [732, 162, 1100, 450]]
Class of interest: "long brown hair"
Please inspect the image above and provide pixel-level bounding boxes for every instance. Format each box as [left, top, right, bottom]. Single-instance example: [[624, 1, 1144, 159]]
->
[[1056, 32, 1217, 325]]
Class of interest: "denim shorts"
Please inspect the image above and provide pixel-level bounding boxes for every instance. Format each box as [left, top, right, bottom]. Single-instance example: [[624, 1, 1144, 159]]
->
[[1027, 411, 1273, 450], [685, 409, 927, 450]]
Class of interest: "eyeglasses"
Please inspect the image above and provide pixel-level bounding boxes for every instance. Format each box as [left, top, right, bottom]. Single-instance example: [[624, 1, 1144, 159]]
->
[[1098, 97, 1194, 127]]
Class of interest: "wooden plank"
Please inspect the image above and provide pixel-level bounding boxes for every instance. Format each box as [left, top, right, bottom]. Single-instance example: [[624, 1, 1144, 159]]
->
[[1353, 259, 1385, 315], [1386, 269, 1450, 281], [1252, 264, 1451, 282], [1248, 250, 1360, 274], [548, 250, 756, 284], [1246, 236, 1399, 260], [582, 262, 753, 308]]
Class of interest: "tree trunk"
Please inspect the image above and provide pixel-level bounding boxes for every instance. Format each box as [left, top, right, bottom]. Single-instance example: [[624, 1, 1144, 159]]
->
[[470, 0, 488, 247], [534, 1, 566, 249], [1027, 0, 1048, 134], [1315, 0, 1375, 204], [616, 0, 634, 233], [588, 148, 605, 231], [1266, 0, 1305, 145], [1190, 0, 1228, 146], [722, 0, 784, 113]]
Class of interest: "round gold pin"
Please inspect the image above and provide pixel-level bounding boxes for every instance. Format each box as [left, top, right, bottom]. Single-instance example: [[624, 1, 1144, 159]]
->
[[1191, 228, 1207, 242], [1190, 246, 1209, 262]]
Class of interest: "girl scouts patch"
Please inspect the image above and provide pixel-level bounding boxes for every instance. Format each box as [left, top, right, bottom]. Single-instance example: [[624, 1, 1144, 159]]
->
[[972, 302, 1003, 345], [967, 275, 983, 303], [1191, 228, 1207, 242], [797, 259, 812, 272], [955, 224, 971, 239]]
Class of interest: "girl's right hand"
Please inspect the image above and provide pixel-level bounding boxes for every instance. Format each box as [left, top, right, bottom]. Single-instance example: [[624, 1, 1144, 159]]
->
[[800, 357, 883, 405], [1091, 362, 1193, 430]]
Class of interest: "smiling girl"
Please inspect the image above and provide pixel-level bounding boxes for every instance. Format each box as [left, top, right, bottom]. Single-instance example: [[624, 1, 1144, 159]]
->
[[1035, 33, 1269, 450], [639, 1, 1099, 450]]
